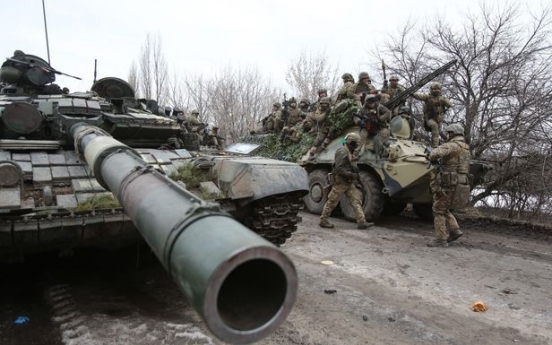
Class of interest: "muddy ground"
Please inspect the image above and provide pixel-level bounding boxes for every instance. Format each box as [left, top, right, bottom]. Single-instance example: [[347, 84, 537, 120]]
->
[[1, 211, 551, 345]]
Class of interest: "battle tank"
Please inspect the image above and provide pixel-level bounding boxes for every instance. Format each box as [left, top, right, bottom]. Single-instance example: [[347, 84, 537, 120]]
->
[[0, 52, 306, 343]]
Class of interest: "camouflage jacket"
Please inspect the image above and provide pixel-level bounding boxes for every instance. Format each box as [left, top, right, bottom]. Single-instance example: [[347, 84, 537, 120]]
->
[[429, 136, 470, 190], [354, 82, 376, 96], [286, 108, 306, 126], [332, 146, 357, 183], [381, 84, 405, 100], [337, 81, 360, 102], [412, 93, 452, 120]]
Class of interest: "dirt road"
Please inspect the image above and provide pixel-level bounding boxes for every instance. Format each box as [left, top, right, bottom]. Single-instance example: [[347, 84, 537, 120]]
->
[[1, 212, 551, 345]]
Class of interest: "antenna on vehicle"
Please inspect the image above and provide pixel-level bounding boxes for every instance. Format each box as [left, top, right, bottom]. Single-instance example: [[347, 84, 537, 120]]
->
[[41, 0, 51, 64], [93, 59, 97, 85]]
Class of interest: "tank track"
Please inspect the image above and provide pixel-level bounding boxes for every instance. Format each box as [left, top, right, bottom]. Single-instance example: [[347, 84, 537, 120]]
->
[[246, 192, 304, 246]]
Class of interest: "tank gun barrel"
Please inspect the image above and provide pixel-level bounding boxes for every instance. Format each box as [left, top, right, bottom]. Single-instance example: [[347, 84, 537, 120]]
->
[[70, 123, 298, 344]]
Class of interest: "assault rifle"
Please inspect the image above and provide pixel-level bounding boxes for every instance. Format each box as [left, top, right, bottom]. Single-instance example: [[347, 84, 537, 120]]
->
[[281, 93, 290, 124], [383, 59, 457, 111]]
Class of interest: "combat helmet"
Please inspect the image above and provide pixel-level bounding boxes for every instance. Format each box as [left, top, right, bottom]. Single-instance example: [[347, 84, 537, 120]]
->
[[191, 109, 199, 116], [319, 97, 331, 105], [345, 132, 361, 144], [445, 123, 464, 136], [341, 73, 354, 81], [364, 94, 379, 105], [317, 88, 328, 95], [358, 72, 370, 80], [300, 98, 310, 105], [389, 75, 399, 81], [431, 82, 442, 90]]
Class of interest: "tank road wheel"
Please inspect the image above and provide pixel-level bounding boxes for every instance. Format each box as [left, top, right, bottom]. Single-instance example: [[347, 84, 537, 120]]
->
[[340, 171, 384, 222], [304, 169, 330, 215], [413, 203, 434, 221]]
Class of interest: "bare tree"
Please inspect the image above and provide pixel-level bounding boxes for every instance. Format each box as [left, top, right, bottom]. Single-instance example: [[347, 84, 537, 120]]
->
[[137, 33, 169, 105], [286, 50, 340, 102], [377, 1, 552, 219], [207, 66, 279, 142], [127, 61, 139, 95]]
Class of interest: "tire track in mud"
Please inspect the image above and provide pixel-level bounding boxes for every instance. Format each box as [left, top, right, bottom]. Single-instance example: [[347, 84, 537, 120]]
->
[[1, 249, 218, 345]]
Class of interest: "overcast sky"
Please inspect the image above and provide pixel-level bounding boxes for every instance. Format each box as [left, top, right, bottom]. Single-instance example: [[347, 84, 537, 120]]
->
[[0, 0, 542, 94]]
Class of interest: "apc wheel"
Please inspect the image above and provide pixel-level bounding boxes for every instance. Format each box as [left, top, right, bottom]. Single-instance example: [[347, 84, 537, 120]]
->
[[303, 169, 330, 215], [340, 171, 384, 222], [413, 203, 434, 220]]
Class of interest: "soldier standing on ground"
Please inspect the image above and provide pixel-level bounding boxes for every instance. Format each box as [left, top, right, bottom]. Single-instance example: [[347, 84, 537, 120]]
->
[[412, 82, 452, 148], [319, 133, 373, 230], [427, 123, 471, 247]]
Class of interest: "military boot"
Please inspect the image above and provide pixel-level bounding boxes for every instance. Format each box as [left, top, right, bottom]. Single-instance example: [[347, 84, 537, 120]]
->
[[427, 239, 448, 248], [447, 228, 464, 243], [319, 219, 335, 229], [357, 221, 375, 230]]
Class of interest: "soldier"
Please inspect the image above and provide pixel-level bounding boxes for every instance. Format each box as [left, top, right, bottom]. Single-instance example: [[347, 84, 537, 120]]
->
[[262, 102, 281, 133], [298, 98, 310, 116], [186, 110, 206, 143], [307, 97, 333, 159], [352, 94, 392, 157], [207, 126, 225, 149], [354, 72, 377, 105], [174, 107, 186, 125], [319, 133, 373, 229], [62, 87, 70, 95], [427, 123, 471, 247], [164, 106, 172, 118], [412, 82, 452, 148], [381, 75, 406, 115], [336, 73, 361, 105], [308, 88, 329, 112], [281, 97, 306, 140]]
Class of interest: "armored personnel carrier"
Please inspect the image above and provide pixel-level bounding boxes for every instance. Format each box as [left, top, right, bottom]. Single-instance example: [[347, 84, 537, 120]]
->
[[299, 61, 491, 221], [0, 52, 308, 256]]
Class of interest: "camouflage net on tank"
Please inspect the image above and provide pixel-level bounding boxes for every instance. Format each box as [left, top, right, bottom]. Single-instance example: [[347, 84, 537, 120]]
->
[[328, 102, 360, 137], [242, 132, 315, 162]]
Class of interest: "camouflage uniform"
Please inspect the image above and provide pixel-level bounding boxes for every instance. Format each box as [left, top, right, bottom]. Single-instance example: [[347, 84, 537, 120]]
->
[[354, 72, 377, 105], [307, 98, 333, 157], [320, 133, 370, 229], [412, 83, 452, 148], [207, 127, 225, 149], [337, 73, 361, 106], [428, 125, 470, 247], [186, 110, 206, 143], [282, 100, 306, 136], [381, 75, 405, 115], [352, 96, 391, 157], [263, 103, 281, 133]]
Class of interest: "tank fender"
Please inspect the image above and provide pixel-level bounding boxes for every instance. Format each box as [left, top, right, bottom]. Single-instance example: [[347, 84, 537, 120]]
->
[[213, 158, 308, 202]]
